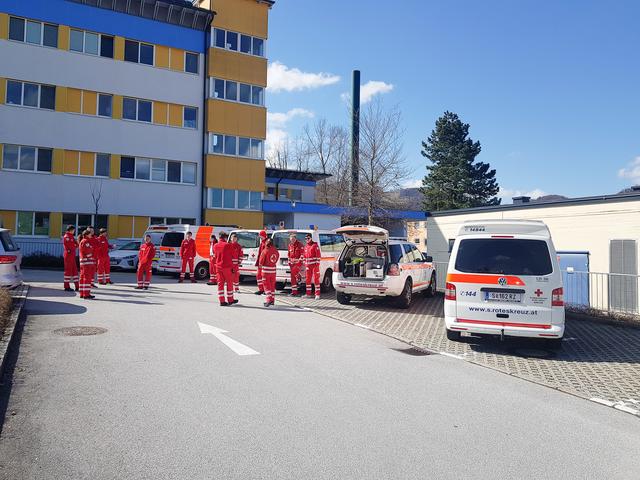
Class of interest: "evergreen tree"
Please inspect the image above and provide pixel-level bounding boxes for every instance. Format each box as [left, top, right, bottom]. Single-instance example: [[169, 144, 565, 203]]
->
[[420, 111, 500, 211]]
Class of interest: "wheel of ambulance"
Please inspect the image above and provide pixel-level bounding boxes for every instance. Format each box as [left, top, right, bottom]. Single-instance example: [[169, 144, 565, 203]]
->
[[545, 338, 563, 351], [446, 329, 461, 341], [425, 273, 436, 297], [394, 278, 413, 309], [276, 281, 286, 291], [320, 269, 334, 293], [336, 292, 352, 305], [194, 261, 209, 281]]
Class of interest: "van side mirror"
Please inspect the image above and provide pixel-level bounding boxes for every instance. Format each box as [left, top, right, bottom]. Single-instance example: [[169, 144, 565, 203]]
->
[[424, 255, 433, 262]]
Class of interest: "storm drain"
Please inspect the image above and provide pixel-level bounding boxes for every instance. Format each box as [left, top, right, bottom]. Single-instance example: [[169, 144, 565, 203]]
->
[[392, 347, 432, 356], [54, 326, 107, 336]]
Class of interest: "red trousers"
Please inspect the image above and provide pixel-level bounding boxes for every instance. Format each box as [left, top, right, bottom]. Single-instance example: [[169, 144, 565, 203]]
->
[[305, 265, 320, 297], [180, 258, 195, 280], [79, 263, 95, 298], [290, 262, 302, 294], [263, 272, 276, 304], [63, 255, 79, 289], [97, 255, 111, 284], [233, 261, 240, 291], [137, 262, 152, 287], [256, 266, 264, 292], [217, 267, 234, 304], [209, 256, 217, 283]]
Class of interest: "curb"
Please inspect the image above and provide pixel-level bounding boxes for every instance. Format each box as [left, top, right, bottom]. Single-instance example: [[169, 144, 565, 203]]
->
[[0, 285, 29, 379]]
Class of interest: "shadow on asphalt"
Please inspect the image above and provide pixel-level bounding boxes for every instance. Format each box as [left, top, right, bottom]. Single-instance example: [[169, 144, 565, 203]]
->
[[0, 306, 27, 435], [93, 298, 162, 305], [23, 299, 87, 316], [24, 286, 77, 298]]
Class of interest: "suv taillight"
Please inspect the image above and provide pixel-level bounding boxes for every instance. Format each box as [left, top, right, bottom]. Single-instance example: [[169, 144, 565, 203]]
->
[[388, 263, 400, 276], [334, 260, 340, 273], [0, 255, 17, 264], [445, 282, 456, 301], [552, 287, 564, 307]]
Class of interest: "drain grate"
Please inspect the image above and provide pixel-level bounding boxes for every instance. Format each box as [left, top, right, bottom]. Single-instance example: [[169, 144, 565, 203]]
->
[[54, 326, 107, 336], [392, 347, 432, 356]]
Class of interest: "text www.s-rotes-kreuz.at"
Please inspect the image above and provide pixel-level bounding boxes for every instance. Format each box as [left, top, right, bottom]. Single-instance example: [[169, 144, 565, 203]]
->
[[468, 306, 539, 316]]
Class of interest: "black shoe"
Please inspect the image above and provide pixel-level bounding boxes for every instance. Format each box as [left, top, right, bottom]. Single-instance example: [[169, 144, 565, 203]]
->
[[107, 281, 114, 285], [191, 280, 197, 283], [144, 287, 149, 290], [64, 288, 73, 292], [135, 286, 143, 290], [92, 284, 98, 288], [86, 295, 96, 299], [207, 282, 214, 286], [254, 290, 264, 295], [289, 292, 300, 297], [220, 302, 229, 306], [263, 301, 271, 307], [231, 299, 239, 304], [74, 288, 79, 292]]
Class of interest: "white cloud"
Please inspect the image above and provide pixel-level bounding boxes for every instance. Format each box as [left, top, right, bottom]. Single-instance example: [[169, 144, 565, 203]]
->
[[402, 178, 422, 189], [266, 108, 315, 159], [341, 80, 394, 104], [266, 128, 289, 159], [267, 61, 340, 93], [267, 108, 314, 128], [618, 156, 640, 184], [499, 187, 548, 202]]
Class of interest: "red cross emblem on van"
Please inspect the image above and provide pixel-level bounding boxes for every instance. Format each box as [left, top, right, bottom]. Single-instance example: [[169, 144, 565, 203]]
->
[[534, 289, 543, 297]]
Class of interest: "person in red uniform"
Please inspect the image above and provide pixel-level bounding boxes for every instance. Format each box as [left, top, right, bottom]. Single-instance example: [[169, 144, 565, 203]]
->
[[214, 232, 237, 306], [62, 225, 79, 292], [287, 232, 304, 296], [136, 234, 155, 290], [79, 230, 96, 299], [229, 232, 243, 293], [179, 231, 197, 283], [207, 234, 218, 286], [254, 230, 268, 295], [87, 227, 99, 288], [96, 228, 114, 285], [304, 233, 321, 299], [259, 238, 279, 307]]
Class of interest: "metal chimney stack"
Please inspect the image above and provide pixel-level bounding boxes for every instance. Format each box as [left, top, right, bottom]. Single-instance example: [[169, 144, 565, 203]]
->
[[349, 70, 360, 207]]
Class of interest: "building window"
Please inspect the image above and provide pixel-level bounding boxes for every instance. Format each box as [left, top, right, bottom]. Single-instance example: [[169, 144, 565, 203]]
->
[[185, 52, 198, 74], [182, 163, 196, 184], [119, 156, 195, 184], [16, 211, 50, 236], [225, 81, 238, 101], [135, 158, 151, 180], [151, 217, 196, 226], [63, 213, 108, 232], [207, 189, 261, 211], [123, 97, 152, 122], [124, 40, 154, 65], [210, 78, 265, 106], [151, 159, 166, 182], [120, 156, 135, 179], [95, 153, 110, 177], [98, 94, 113, 117], [70, 29, 114, 58], [9, 17, 58, 48], [5, 81, 56, 110], [212, 28, 266, 58], [183, 107, 197, 129], [252, 37, 264, 56], [167, 161, 181, 183], [208, 134, 264, 159], [100, 35, 114, 58], [2, 144, 52, 173], [224, 135, 237, 156]]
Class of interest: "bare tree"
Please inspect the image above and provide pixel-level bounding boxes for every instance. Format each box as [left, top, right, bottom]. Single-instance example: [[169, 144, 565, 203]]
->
[[90, 180, 104, 218], [303, 119, 345, 204], [266, 139, 290, 169]]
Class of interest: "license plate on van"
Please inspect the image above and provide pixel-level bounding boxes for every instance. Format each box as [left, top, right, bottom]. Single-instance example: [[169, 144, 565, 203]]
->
[[485, 292, 522, 303]]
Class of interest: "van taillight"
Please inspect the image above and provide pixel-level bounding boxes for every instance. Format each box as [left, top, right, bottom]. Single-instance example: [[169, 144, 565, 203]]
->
[[445, 282, 456, 301], [552, 287, 564, 307], [388, 263, 400, 276], [0, 255, 17, 264]]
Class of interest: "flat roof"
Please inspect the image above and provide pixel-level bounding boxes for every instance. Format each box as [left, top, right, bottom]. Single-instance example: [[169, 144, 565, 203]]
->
[[429, 191, 640, 217], [265, 167, 331, 183]]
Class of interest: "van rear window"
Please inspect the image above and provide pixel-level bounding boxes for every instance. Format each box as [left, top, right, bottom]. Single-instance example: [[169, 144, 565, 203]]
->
[[455, 239, 553, 275], [162, 232, 184, 247]]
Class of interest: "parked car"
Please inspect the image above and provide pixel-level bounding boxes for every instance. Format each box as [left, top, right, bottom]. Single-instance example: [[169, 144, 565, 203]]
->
[[0, 228, 23, 288], [332, 225, 436, 308], [231, 229, 274, 280], [109, 240, 142, 271], [444, 220, 564, 348]]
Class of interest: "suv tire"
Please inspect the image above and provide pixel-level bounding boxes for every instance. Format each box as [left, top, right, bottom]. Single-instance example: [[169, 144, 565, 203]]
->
[[336, 292, 351, 305], [320, 269, 334, 293], [446, 329, 461, 341], [425, 273, 436, 297], [395, 278, 413, 309]]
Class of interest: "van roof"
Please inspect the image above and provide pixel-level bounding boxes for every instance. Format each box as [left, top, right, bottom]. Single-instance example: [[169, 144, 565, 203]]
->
[[458, 219, 551, 238]]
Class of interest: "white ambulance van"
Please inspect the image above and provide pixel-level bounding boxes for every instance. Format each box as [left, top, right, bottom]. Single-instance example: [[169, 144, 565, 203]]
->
[[444, 220, 564, 348], [230, 229, 273, 280]]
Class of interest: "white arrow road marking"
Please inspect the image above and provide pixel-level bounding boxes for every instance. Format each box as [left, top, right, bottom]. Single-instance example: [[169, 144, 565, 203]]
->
[[197, 322, 260, 356]]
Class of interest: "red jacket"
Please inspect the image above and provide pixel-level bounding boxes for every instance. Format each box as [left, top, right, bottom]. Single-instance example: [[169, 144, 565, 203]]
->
[[139, 242, 156, 265], [255, 238, 267, 267], [62, 232, 78, 258], [230, 242, 243, 264], [259, 245, 279, 273], [288, 239, 303, 265], [180, 238, 196, 259], [96, 235, 112, 258], [214, 239, 233, 269], [79, 238, 95, 265], [304, 240, 321, 267]]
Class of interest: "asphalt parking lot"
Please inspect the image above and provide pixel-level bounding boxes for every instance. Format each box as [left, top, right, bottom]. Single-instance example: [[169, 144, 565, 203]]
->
[[276, 287, 640, 416]]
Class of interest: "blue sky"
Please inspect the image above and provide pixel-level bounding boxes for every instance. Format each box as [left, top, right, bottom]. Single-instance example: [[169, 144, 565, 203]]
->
[[264, 0, 640, 200]]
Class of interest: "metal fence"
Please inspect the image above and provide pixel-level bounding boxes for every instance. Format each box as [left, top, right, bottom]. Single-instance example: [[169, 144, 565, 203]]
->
[[14, 239, 63, 257]]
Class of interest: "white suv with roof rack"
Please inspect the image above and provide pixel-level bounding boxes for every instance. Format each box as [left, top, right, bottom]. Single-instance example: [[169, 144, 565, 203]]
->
[[332, 226, 436, 308]]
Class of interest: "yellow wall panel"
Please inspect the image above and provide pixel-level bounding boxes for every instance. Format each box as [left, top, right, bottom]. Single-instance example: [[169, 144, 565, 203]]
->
[[168, 104, 182, 127], [134, 217, 149, 238], [208, 48, 267, 86], [211, 0, 269, 38], [49, 212, 62, 239], [55, 86, 67, 112], [204, 210, 263, 230], [80, 152, 94, 176], [205, 155, 265, 191], [170, 48, 185, 71], [51, 149, 64, 175], [110, 154, 120, 179], [0, 211, 16, 234], [107, 215, 119, 237], [0, 14, 8, 40], [156, 45, 170, 68], [153, 102, 168, 124], [67, 88, 82, 113], [112, 95, 123, 119], [114, 36, 125, 61], [118, 216, 133, 238], [0, 78, 6, 105], [207, 99, 266, 139], [63, 150, 79, 175], [82, 90, 97, 116], [58, 25, 70, 50]]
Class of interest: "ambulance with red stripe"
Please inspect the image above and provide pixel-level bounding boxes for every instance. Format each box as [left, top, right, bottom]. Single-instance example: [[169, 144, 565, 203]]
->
[[332, 226, 437, 308], [444, 220, 564, 348]]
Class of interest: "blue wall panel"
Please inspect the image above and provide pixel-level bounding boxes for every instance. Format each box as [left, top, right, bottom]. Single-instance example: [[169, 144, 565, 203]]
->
[[1, 0, 206, 52]]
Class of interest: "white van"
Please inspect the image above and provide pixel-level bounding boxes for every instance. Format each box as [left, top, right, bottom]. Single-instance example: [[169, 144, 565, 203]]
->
[[444, 220, 564, 348], [271, 229, 345, 292], [332, 226, 436, 308], [231, 229, 273, 279]]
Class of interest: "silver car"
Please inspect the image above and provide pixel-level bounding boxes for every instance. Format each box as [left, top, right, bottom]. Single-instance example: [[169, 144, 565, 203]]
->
[[109, 240, 141, 271], [0, 229, 23, 288]]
